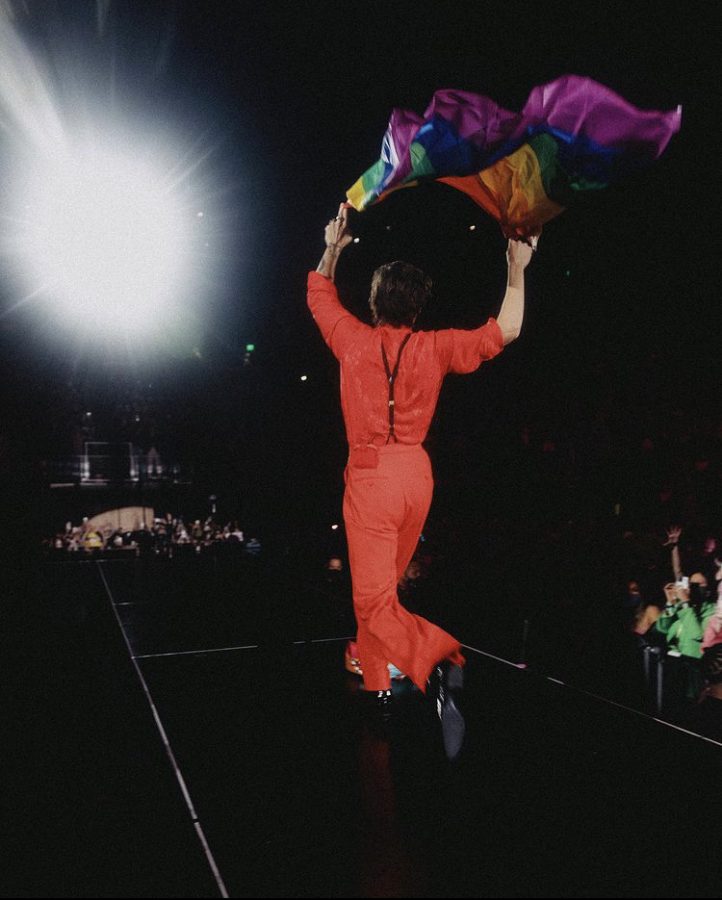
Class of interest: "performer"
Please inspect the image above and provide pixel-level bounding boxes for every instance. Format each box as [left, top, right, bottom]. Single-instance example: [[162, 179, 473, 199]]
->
[[308, 203, 536, 758]]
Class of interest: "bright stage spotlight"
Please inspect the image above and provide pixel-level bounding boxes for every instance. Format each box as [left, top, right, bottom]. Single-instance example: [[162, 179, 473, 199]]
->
[[0, 7, 226, 357], [6, 138, 199, 344]]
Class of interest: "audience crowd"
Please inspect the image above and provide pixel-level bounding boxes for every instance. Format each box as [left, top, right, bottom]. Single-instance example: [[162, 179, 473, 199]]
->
[[44, 513, 261, 558]]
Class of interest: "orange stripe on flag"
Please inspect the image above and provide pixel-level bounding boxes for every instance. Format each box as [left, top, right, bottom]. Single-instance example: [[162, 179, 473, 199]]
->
[[440, 143, 564, 239]]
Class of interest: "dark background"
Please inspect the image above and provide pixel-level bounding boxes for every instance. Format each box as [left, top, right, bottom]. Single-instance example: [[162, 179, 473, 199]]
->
[[2, 11, 721, 895], [1, 1, 719, 594]]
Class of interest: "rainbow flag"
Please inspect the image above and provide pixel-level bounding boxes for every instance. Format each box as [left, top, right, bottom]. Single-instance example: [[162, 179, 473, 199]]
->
[[346, 75, 681, 239]]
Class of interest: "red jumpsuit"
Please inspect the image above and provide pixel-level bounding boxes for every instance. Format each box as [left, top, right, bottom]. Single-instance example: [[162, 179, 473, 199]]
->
[[307, 271, 504, 692]]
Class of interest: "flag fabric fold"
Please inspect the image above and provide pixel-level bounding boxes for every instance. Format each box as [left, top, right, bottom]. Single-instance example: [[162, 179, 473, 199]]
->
[[346, 75, 681, 239]]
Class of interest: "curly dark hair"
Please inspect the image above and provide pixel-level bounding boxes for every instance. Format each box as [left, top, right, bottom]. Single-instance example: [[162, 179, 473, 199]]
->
[[369, 261, 432, 327]]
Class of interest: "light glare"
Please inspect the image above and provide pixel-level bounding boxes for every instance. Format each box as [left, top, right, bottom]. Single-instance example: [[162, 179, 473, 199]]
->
[[10, 143, 190, 339], [0, 7, 227, 358]]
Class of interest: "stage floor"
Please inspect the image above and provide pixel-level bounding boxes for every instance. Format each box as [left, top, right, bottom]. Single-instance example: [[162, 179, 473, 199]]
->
[[4, 558, 721, 898]]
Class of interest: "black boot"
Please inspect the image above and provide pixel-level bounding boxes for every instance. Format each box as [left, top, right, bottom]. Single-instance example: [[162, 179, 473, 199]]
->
[[375, 688, 393, 722], [362, 688, 394, 738], [429, 662, 465, 760]]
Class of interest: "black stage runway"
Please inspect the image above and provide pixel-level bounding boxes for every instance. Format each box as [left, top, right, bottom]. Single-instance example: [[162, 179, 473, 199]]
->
[[4, 556, 721, 898]]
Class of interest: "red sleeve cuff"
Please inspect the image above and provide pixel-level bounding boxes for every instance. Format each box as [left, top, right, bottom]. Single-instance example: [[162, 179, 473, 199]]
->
[[308, 270, 333, 287], [486, 317, 504, 355]]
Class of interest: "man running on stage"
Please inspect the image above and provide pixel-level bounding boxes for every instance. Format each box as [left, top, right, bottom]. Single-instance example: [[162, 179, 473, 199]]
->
[[307, 203, 536, 758]]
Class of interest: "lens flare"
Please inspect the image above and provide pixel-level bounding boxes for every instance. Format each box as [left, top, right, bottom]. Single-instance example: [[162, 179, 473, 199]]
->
[[7, 141, 193, 340], [0, 4, 225, 356]]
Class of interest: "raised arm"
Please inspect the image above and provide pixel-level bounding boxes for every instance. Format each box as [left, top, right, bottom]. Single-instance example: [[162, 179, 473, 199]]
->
[[495, 236, 537, 346], [664, 526, 683, 581], [316, 203, 353, 281], [308, 203, 367, 358]]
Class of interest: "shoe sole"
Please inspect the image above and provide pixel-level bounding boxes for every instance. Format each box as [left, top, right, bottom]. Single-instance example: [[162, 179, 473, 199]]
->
[[434, 663, 466, 760], [441, 696, 465, 760], [447, 663, 464, 691]]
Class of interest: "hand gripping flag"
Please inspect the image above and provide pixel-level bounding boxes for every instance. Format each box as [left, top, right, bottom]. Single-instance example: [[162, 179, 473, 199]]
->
[[346, 75, 681, 239]]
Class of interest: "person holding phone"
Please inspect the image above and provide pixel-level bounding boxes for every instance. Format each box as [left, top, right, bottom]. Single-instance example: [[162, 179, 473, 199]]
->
[[307, 203, 536, 759], [654, 576, 717, 711]]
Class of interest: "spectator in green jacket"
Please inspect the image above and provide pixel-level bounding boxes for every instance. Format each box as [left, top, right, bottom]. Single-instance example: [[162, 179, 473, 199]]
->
[[653, 577, 716, 709]]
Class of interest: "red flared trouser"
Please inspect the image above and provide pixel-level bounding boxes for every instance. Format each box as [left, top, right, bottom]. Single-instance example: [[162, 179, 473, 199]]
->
[[343, 443, 464, 692]]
